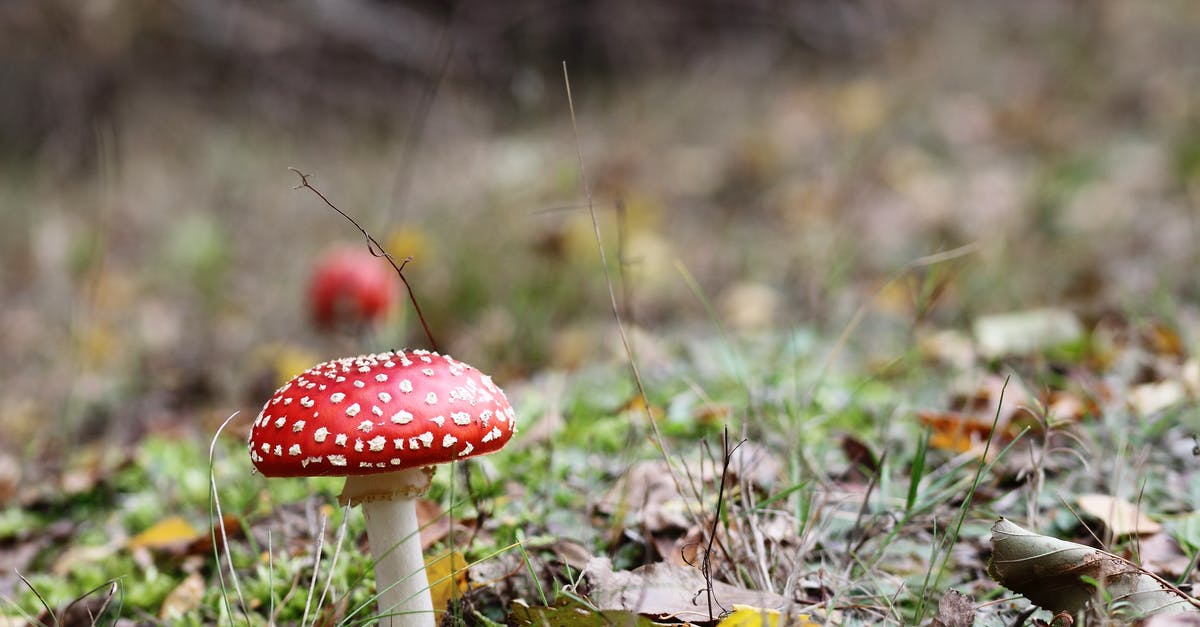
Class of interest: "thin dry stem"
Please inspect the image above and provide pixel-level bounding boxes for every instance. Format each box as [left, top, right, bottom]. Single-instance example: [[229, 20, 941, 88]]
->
[[289, 168, 439, 351]]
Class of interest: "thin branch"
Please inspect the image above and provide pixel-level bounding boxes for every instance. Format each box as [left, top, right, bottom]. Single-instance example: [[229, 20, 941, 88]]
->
[[289, 168, 439, 351]]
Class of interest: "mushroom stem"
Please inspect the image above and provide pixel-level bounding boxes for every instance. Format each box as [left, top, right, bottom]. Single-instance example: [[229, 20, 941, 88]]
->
[[341, 467, 437, 627]]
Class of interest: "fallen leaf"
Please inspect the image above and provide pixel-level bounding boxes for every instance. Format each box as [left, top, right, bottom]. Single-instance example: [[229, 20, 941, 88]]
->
[[973, 308, 1083, 358], [716, 604, 819, 627], [509, 597, 661, 626], [930, 589, 975, 627], [416, 498, 450, 550], [599, 461, 691, 533], [727, 441, 782, 488], [186, 514, 244, 556], [839, 433, 880, 482], [988, 518, 1200, 618], [1138, 533, 1193, 580], [582, 557, 789, 623], [918, 375, 1030, 454], [1077, 494, 1162, 537], [427, 551, 468, 617], [159, 571, 205, 619], [128, 516, 203, 551], [1128, 381, 1187, 417]]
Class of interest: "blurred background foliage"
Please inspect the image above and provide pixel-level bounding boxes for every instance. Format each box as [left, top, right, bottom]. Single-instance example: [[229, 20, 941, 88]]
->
[[1, 0, 1198, 468]]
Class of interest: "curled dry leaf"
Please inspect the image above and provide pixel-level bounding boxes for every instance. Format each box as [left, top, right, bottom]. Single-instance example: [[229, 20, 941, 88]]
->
[[988, 518, 1200, 618]]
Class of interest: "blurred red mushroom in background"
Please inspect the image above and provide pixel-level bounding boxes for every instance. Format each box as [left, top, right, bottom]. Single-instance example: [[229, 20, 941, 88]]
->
[[308, 246, 398, 332]]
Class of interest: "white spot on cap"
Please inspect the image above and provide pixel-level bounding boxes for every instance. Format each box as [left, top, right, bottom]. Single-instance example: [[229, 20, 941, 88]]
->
[[300, 397, 315, 408], [442, 434, 457, 448], [371, 405, 383, 417], [390, 458, 403, 465], [282, 397, 293, 405], [274, 417, 286, 428], [378, 392, 392, 403], [273, 445, 282, 456], [420, 355, 433, 363], [393, 438, 405, 450], [335, 376, 346, 383], [482, 426, 502, 443], [335, 433, 348, 447], [328, 455, 347, 466], [346, 403, 361, 417], [425, 392, 438, 405], [376, 373, 389, 382], [260, 442, 270, 453], [399, 355, 413, 367], [314, 427, 329, 443], [451, 411, 471, 425], [422, 368, 435, 376], [459, 442, 474, 457], [354, 439, 364, 452], [358, 420, 374, 433], [368, 436, 386, 452], [480, 410, 493, 425], [330, 392, 346, 403], [288, 444, 301, 456], [399, 379, 413, 393], [354, 380, 365, 389], [292, 420, 306, 433], [416, 432, 433, 448], [430, 415, 445, 427], [391, 410, 414, 424]]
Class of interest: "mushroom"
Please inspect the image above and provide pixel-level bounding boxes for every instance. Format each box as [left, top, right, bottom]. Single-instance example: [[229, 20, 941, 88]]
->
[[308, 246, 398, 331], [248, 350, 516, 626]]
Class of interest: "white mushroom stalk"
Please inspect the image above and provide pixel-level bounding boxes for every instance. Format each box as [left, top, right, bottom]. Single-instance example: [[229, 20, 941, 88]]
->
[[248, 350, 516, 626], [341, 467, 436, 627]]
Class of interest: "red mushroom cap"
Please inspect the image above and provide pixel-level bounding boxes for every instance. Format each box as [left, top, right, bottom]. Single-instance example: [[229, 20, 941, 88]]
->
[[249, 350, 516, 477], [307, 247, 398, 330]]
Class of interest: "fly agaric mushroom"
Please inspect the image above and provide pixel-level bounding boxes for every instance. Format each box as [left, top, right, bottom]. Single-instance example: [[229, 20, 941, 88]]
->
[[308, 246, 398, 331], [248, 350, 516, 626]]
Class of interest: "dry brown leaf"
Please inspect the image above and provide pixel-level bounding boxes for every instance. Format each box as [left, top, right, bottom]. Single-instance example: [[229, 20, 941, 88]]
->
[[1078, 494, 1162, 537], [159, 571, 205, 619], [582, 557, 787, 623], [989, 518, 1200, 618], [930, 589, 976, 627], [599, 460, 691, 533], [728, 441, 782, 488], [918, 375, 1031, 453]]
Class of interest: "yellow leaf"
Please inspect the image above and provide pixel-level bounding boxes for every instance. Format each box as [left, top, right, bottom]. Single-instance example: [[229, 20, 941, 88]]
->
[[128, 516, 202, 550], [427, 551, 468, 617], [717, 605, 819, 627]]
